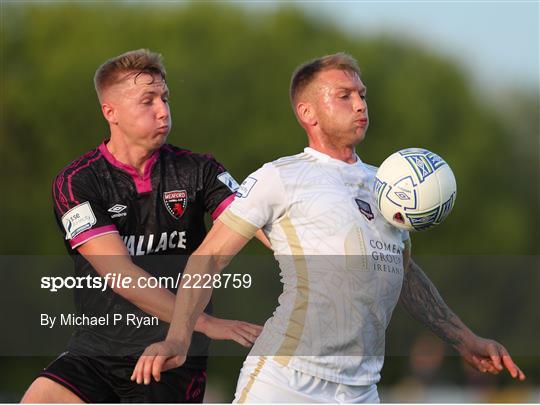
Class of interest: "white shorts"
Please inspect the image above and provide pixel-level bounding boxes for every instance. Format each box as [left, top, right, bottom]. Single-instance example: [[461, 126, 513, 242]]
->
[[233, 356, 380, 403]]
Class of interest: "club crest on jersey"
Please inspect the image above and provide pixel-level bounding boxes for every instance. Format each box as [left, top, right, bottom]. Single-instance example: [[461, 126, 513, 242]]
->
[[355, 198, 374, 221], [163, 190, 187, 220]]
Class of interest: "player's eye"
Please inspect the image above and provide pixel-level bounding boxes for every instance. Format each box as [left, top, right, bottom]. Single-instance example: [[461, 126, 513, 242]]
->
[[162, 97, 169, 103], [142, 99, 152, 105], [339, 93, 350, 99]]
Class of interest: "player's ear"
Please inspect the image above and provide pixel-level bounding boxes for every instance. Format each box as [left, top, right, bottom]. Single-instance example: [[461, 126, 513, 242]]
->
[[296, 102, 317, 127], [101, 102, 118, 125]]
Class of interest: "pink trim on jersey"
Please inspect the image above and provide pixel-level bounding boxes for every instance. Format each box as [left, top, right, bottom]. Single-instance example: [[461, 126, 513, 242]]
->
[[163, 143, 194, 156], [67, 154, 103, 204], [162, 144, 226, 172], [98, 141, 159, 194], [53, 149, 101, 215], [40, 372, 91, 403], [69, 225, 118, 249], [211, 194, 235, 220]]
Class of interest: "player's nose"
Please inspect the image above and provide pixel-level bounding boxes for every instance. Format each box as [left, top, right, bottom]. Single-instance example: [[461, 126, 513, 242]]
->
[[353, 93, 367, 112], [156, 99, 170, 120]]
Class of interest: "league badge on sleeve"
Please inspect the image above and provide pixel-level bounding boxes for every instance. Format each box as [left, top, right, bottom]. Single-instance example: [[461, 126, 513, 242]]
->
[[217, 172, 240, 192], [236, 177, 257, 198], [163, 190, 187, 219], [61, 201, 97, 239]]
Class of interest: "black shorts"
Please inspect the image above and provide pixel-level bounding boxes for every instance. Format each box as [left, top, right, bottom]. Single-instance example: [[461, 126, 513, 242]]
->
[[39, 351, 207, 403]]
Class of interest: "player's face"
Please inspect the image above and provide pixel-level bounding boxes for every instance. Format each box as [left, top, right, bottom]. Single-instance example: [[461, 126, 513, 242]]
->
[[311, 69, 369, 146], [110, 72, 171, 151]]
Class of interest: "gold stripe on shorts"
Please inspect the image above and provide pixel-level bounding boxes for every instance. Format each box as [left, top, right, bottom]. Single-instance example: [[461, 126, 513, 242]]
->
[[238, 356, 267, 403]]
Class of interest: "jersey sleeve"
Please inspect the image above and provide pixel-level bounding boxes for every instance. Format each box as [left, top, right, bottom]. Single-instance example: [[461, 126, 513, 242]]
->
[[219, 163, 287, 239], [52, 170, 118, 249], [201, 156, 240, 220]]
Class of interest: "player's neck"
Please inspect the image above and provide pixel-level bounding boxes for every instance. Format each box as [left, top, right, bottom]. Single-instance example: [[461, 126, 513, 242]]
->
[[308, 139, 357, 164], [106, 137, 156, 177]]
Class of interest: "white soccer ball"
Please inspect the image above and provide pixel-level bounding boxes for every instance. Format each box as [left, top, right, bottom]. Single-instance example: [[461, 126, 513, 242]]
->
[[374, 148, 457, 231]]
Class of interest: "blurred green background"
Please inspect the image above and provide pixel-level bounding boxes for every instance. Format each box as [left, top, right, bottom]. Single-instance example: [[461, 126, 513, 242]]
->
[[1, 1, 538, 402]]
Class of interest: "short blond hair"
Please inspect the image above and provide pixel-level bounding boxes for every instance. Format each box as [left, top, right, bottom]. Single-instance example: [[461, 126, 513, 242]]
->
[[94, 49, 166, 97], [289, 52, 361, 106]]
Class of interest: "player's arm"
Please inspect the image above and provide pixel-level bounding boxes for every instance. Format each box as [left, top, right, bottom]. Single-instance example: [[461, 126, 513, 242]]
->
[[77, 233, 261, 345], [254, 229, 272, 249], [131, 219, 252, 384], [78, 234, 175, 322], [400, 241, 525, 380], [214, 216, 269, 250]]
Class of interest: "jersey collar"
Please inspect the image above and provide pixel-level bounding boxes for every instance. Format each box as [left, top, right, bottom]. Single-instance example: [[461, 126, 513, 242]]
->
[[99, 140, 160, 194], [304, 147, 363, 168]]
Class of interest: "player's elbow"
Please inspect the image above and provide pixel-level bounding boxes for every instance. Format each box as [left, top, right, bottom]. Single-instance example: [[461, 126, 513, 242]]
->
[[191, 238, 236, 273], [213, 253, 234, 271], [188, 249, 232, 276]]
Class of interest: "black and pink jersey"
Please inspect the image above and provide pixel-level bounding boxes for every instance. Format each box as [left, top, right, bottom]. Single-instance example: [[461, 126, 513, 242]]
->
[[52, 141, 238, 360]]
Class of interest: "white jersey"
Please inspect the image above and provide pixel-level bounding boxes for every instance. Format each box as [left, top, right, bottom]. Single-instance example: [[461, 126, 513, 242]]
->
[[220, 147, 409, 385]]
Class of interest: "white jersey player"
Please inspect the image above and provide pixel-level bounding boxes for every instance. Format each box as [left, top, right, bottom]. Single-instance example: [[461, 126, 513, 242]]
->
[[221, 148, 407, 401], [221, 149, 408, 385], [132, 53, 526, 403]]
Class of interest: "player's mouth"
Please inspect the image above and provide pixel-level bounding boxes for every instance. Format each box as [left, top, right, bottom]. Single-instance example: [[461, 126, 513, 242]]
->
[[156, 125, 169, 134], [354, 118, 369, 127]]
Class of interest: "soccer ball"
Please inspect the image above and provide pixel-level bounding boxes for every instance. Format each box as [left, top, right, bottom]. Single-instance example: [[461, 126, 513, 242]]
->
[[374, 148, 457, 231]]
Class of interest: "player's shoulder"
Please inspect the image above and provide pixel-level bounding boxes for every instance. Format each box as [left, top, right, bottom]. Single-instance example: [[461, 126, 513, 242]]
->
[[270, 151, 313, 169], [361, 161, 379, 177], [241, 151, 312, 188], [54, 146, 104, 183], [161, 143, 224, 169]]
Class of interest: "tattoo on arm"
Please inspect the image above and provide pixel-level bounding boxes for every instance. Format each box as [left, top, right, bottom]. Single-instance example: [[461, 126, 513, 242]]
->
[[399, 260, 469, 348]]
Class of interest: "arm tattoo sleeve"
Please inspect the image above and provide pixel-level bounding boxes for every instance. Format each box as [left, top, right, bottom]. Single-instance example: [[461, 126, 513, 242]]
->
[[399, 260, 470, 348]]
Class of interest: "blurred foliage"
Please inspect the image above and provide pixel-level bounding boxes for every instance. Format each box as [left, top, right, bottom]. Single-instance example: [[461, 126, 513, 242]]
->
[[1, 2, 538, 401], [2, 3, 538, 256]]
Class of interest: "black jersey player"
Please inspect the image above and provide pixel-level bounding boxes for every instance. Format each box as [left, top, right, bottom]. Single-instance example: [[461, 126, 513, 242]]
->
[[22, 49, 266, 403]]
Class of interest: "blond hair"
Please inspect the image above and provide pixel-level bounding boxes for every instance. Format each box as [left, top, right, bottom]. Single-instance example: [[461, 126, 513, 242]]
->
[[289, 52, 361, 106], [94, 49, 166, 98]]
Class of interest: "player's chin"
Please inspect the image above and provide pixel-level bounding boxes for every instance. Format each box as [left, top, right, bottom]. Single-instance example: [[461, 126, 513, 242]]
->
[[151, 132, 169, 147], [352, 127, 367, 144]]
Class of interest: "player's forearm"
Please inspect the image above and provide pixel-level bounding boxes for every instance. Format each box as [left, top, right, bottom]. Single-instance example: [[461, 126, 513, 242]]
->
[[105, 271, 214, 335], [165, 221, 247, 345], [113, 284, 213, 341], [399, 259, 475, 349], [111, 276, 178, 325], [83, 254, 173, 322], [111, 273, 219, 337], [87, 256, 212, 330], [165, 254, 229, 345]]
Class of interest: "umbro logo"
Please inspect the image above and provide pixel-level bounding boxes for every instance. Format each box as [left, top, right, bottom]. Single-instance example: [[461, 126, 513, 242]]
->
[[108, 204, 127, 213], [394, 191, 410, 201], [108, 204, 127, 218]]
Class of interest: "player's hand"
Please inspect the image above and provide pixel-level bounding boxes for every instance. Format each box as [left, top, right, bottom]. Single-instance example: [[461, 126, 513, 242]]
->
[[458, 335, 526, 380], [202, 315, 263, 347], [131, 340, 187, 385]]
